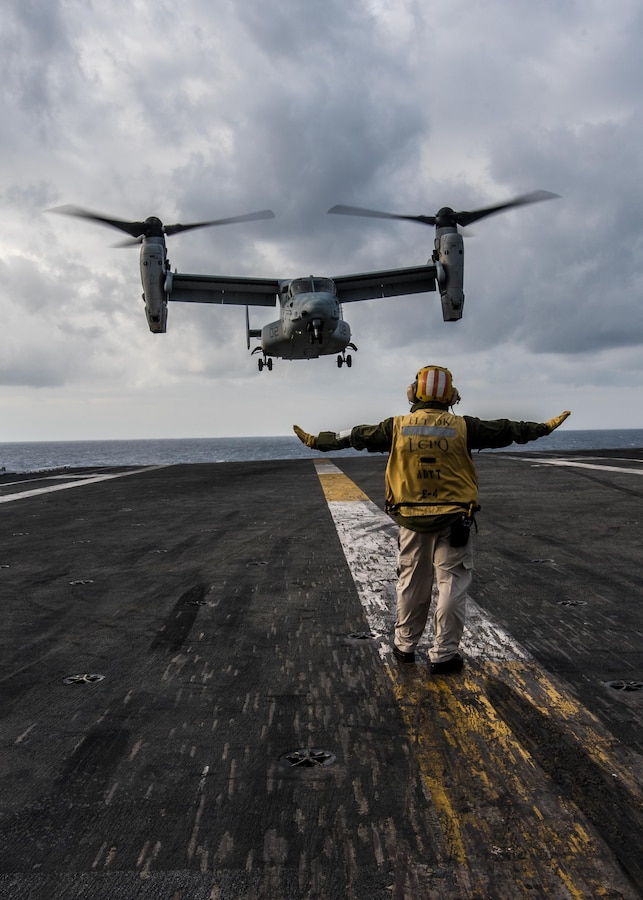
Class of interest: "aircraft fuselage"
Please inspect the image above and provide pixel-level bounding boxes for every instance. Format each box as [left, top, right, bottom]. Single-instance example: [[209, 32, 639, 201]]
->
[[259, 276, 352, 360]]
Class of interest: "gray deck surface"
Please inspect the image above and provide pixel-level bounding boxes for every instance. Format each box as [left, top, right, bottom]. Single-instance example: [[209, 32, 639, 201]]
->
[[0, 450, 641, 899]]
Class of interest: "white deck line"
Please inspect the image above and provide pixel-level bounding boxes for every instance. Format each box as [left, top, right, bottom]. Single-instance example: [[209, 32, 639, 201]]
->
[[0, 465, 170, 504], [507, 456, 643, 475], [316, 461, 530, 662]]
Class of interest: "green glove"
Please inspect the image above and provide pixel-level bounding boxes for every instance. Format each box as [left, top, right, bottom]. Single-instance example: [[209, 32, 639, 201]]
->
[[293, 425, 317, 449], [545, 410, 571, 433]]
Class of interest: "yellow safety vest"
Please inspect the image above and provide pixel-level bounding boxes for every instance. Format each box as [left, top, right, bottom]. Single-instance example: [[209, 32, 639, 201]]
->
[[385, 410, 478, 517]]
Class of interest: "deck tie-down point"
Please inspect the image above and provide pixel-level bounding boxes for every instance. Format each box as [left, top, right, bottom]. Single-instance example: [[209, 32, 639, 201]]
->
[[605, 680, 643, 692], [280, 749, 336, 768], [63, 673, 105, 685]]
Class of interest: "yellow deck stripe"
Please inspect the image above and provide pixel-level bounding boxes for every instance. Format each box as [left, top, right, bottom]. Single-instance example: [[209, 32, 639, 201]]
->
[[316, 472, 370, 502], [314, 460, 641, 898]]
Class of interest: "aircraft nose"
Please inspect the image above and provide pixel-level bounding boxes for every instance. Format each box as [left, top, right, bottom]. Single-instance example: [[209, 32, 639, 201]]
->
[[296, 292, 339, 345], [300, 294, 338, 320]]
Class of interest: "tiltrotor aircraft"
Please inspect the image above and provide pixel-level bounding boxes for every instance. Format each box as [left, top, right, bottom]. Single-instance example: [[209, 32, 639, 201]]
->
[[49, 190, 557, 371]]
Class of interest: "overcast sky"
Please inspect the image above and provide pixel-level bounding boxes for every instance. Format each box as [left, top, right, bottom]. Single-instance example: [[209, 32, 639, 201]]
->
[[1, 0, 642, 441]]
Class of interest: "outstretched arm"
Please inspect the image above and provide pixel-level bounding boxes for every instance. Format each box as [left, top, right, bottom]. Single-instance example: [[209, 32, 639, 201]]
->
[[293, 419, 395, 453], [466, 410, 572, 450]]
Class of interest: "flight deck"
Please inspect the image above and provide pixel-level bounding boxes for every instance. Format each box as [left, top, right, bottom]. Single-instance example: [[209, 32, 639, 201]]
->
[[0, 450, 641, 899]]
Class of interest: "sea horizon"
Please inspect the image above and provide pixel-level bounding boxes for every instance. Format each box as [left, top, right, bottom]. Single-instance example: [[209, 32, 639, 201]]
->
[[2, 429, 643, 474]]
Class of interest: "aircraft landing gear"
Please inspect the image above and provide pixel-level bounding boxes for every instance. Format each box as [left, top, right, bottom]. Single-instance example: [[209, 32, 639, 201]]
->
[[251, 346, 273, 371], [337, 343, 357, 368]]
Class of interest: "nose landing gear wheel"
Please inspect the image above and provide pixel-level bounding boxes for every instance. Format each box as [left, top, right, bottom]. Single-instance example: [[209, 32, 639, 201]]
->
[[258, 358, 273, 372], [337, 353, 353, 368]]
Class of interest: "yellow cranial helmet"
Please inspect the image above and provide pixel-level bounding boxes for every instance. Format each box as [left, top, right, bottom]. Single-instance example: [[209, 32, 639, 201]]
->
[[408, 365, 460, 404]]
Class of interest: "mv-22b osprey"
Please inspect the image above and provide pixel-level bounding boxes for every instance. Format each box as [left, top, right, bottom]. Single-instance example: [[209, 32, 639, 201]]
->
[[50, 190, 557, 371]]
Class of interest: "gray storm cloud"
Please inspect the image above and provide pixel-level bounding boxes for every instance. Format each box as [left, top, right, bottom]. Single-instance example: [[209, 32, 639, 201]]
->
[[1, 0, 642, 438]]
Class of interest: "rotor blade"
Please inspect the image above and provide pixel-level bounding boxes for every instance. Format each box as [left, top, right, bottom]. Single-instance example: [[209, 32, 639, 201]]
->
[[164, 209, 276, 236], [328, 204, 435, 226], [111, 236, 144, 248], [47, 205, 150, 238], [455, 190, 560, 227]]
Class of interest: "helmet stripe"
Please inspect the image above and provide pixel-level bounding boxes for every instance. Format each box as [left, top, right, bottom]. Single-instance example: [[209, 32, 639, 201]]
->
[[415, 366, 453, 402]]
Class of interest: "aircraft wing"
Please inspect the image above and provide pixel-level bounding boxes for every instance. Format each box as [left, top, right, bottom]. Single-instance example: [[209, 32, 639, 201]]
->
[[167, 273, 279, 307], [331, 264, 436, 304]]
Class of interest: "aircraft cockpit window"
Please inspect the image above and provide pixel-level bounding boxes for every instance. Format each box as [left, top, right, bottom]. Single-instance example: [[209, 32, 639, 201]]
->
[[312, 277, 336, 294], [290, 278, 314, 296], [289, 277, 336, 296]]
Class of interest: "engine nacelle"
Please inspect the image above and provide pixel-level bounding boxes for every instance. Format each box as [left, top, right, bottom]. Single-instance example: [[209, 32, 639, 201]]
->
[[144, 294, 168, 333], [140, 238, 168, 333], [436, 232, 464, 321]]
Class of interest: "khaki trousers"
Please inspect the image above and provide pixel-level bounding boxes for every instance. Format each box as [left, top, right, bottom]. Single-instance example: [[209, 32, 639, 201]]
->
[[395, 524, 474, 662]]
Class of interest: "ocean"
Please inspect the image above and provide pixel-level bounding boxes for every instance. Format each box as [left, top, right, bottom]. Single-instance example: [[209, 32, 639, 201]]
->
[[1, 430, 643, 475]]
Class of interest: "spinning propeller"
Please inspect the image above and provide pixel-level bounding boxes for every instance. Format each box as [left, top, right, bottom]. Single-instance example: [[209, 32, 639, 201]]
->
[[328, 189, 559, 323], [328, 189, 559, 229], [48, 205, 276, 246]]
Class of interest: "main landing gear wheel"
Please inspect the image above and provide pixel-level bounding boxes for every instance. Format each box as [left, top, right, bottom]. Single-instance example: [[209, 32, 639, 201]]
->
[[258, 358, 273, 371], [337, 354, 352, 368]]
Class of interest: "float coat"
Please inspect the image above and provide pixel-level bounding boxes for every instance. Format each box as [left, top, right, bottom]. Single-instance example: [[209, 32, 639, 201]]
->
[[385, 409, 478, 517]]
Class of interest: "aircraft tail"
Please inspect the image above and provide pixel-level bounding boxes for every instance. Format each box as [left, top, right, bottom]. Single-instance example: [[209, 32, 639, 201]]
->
[[245, 307, 262, 349]]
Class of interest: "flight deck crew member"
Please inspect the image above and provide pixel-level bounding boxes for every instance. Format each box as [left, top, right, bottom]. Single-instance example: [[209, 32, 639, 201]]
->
[[294, 365, 571, 674]]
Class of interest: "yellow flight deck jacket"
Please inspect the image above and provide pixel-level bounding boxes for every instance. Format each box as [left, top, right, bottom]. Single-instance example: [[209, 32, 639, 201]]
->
[[384, 409, 478, 519], [316, 401, 551, 532]]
